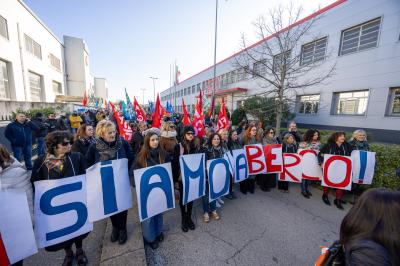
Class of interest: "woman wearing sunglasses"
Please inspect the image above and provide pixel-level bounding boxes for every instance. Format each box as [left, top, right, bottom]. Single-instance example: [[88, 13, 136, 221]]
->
[[259, 126, 279, 192], [31, 131, 89, 266], [172, 125, 202, 232]]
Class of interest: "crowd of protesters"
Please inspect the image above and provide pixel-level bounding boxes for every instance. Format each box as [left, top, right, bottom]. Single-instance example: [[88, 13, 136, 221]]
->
[[1, 108, 399, 266]]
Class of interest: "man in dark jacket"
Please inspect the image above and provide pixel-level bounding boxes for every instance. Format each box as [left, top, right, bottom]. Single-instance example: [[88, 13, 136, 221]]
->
[[46, 113, 58, 132], [31, 112, 48, 156], [130, 121, 146, 154], [5, 112, 39, 170], [279, 120, 302, 145]]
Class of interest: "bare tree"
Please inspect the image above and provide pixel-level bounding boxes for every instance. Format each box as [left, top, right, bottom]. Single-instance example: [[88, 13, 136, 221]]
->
[[235, 3, 336, 135]]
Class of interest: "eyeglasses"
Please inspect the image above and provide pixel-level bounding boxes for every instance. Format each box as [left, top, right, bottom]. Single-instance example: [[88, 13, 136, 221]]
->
[[169, 125, 176, 129], [268, 131, 274, 134], [186, 132, 194, 135], [61, 141, 71, 146]]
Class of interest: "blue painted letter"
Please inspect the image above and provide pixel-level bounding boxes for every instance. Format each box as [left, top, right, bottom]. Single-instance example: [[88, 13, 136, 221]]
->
[[40, 182, 87, 241], [100, 161, 118, 215], [140, 166, 174, 220], [181, 154, 205, 204], [208, 158, 230, 201]]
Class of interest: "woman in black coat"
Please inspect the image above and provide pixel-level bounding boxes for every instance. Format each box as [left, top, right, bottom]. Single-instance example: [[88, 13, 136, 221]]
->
[[31, 131, 88, 266], [172, 125, 202, 232], [319, 131, 354, 210], [134, 131, 170, 250], [85, 120, 134, 245], [71, 124, 96, 156], [278, 133, 298, 193]]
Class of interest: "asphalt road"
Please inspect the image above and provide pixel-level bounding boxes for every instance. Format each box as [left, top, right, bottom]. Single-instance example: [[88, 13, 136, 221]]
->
[[146, 183, 348, 266]]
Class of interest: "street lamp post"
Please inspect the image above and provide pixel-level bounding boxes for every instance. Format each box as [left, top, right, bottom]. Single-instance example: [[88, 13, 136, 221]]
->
[[211, 0, 219, 117], [140, 88, 146, 106], [149, 76, 158, 102]]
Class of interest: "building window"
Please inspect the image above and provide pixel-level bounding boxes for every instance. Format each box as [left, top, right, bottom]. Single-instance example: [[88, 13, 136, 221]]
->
[[0, 59, 10, 99], [52, 81, 62, 95], [49, 54, 61, 71], [253, 59, 267, 77], [197, 83, 201, 92], [229, 70, 236, 83], [25, 34, 42, 59], [192, 85, 195, 94], [300, 37, 327, 65], [0, 15, 8, 40], [273, 51, 291, 73], [28, 71, 43, 101], [297, 94, 320, 114], [333, 90, 369, 115], [339, 17, 381, 56], [387, 87, 400, 116]]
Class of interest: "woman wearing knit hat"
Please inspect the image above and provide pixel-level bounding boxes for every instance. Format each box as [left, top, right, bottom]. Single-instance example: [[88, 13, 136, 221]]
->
[[172, 125, 202, 232]]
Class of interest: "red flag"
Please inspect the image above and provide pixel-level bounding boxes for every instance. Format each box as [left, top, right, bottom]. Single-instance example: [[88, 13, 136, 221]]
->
[[199, 89, 203, 112], [192, 100, 205, 138], [133, 97, 147, 122], [115, 113, 133, 141], [182, 98, 191, 126], [217, 97, 229, 130], [82, 90, 87, 106], [0, 234, 10, 266], [152, 94, 162, 128], [208, 96, 215, 118], [109, 101, 116, 112]]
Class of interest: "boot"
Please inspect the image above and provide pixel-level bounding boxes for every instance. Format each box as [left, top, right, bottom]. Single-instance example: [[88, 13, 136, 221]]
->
[[181, 215, 189, 232], [118, 229, 127, 245], [62, 249, 74, 266], [240, 182, 247, 194], [322, 194, 331, 206], [76, 248, 88, 266], [110, 227, 119, 242], [334, 199, 344, 210], [187, 210, 195, 230], [248, 179, 255, 194]]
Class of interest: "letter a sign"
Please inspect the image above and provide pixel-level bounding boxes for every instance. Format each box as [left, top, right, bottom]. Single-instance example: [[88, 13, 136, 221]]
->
[[134, 163, 175, 222]]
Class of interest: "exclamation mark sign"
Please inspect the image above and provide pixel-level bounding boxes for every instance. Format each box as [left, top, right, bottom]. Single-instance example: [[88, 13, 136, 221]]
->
[[358, 151, 368, 184]]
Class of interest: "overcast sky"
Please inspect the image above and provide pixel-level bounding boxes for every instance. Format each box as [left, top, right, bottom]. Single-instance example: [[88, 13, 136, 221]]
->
[[24, 0, 336, 102]]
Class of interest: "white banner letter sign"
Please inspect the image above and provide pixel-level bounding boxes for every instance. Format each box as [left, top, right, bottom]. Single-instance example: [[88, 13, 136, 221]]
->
[[180, 153, 206, 205], [207, 158, 231, 201], [134, 163, 175, 222], [351, 150, 376, 185], [232, 149, 249, 183], [245, 144, 266, 175], [0, 190, 37, 264], [34, 175, 93, 248], [322, 154, 352, 190], [279, 153, 302, 183], [298, 149, 322, 181], [86, 158, 132, 222]]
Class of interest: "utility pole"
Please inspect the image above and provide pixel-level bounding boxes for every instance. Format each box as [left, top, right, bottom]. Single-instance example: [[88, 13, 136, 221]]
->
[[140, 88, 146, 106], [149, 76, 158, 102], [211, 0, 219, 117]]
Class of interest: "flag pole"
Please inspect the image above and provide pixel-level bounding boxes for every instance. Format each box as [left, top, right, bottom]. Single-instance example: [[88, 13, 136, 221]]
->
[[211, 0, 219, 118], [174, 60, 177, 110]]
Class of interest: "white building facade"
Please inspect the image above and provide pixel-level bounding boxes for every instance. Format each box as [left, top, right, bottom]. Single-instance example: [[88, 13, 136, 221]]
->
[[0, 0, 107, 105], [160, 0, 400, 143]]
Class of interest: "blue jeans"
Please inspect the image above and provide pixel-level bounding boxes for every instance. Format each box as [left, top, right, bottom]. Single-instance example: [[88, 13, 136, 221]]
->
[[12, 144, 33, 170], [301, 179, 310, 193], [202, 184, 217, 213], [36, 137, 45, 156], [141, 214, 163, 243]]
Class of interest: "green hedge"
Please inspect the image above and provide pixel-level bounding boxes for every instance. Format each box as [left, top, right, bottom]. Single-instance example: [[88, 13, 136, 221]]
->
[[11, 106, 63, 119]]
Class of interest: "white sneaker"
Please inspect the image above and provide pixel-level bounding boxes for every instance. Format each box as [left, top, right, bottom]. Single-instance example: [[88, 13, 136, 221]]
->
[[216, 201, 221, 208], [217, 198, 224, 205]]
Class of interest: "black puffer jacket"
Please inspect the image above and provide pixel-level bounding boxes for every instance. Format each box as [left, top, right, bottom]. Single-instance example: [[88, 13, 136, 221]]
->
[[31, 152, 86, 182], [318, 141, 354, 164], [345, 240, 393, 266]]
